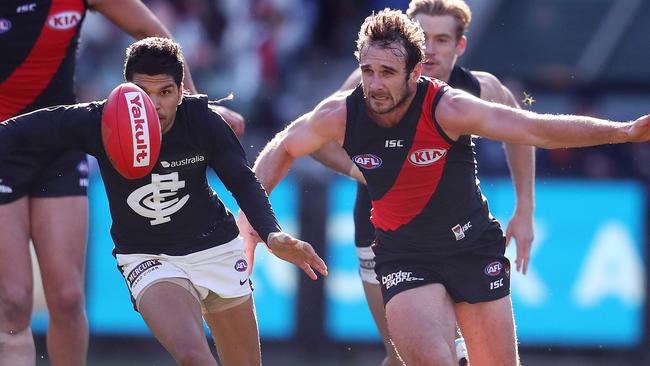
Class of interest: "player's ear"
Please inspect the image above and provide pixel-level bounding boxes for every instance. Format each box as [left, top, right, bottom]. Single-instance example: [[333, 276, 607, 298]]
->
[[177, 83, 183, 105], [456, 35, 467, 57], [410, 63, 423, 82]]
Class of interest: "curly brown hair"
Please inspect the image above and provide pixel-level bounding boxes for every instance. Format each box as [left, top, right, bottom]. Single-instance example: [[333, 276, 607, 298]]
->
[[355, 9, 425, 76]]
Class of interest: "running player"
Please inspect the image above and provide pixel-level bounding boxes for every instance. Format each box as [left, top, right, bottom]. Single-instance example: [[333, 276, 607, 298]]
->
[[239, 9, 650, 366], [0, 37, 327, 366], [310, 1, 534, 364]]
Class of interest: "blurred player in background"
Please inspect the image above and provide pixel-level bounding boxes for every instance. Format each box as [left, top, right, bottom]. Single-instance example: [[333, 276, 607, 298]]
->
[[0, 1, 243, 365]]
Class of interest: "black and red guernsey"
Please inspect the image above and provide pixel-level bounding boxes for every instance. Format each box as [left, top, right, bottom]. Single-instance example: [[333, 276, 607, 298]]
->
[[0, 0, 87, 120], [343, 77, 496, 261]]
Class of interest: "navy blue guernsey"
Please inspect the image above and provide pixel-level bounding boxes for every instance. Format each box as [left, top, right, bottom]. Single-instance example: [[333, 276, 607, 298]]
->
[[0, 0, 87, 120], [0, 95, 281, 255], [344, 76, 494, 262]]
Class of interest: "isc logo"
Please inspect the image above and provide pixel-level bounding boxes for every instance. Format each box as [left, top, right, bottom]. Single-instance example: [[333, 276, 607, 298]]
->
[[385, 139, 404, 148], [409, 148, 446, 166], [353, 154, 382, 170], [125, 92, 151, 167], [47, 11, 82, 30]]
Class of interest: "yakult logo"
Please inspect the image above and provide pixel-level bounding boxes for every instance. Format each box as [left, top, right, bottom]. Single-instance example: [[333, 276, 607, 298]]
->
[[47, 11, 81, 30], [409, 148, 446, 166], [381, 270, 424, 290], [125, 92, 151, 168]]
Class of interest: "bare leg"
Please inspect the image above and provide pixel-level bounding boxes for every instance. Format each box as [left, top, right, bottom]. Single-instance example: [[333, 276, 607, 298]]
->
[[138, 281, 217, 366], [455, 296, 519, 366], [385, 283, 457, 366], [204, 296, 261, 366], [362, 281, 404, 366], [0, 197, 35, 366], [31, 197, 88, 366]]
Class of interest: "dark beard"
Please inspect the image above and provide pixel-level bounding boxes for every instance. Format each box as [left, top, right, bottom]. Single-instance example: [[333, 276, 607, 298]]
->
[[366, 82, 412, 115]]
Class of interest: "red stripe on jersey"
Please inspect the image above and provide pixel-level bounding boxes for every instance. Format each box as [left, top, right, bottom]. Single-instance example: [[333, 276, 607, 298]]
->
[[371, 80, 450, 231], [0, 0, 85, 120]]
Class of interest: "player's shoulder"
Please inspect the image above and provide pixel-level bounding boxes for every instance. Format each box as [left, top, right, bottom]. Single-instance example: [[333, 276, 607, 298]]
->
[[469, 71, 509, 103], [312, 89, 350, 124], [470, 70, 502, 88]]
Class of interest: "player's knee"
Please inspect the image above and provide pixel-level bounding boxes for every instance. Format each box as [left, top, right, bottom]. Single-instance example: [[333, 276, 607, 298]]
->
[[394, 337, 453, 366], [47, 284, 85, 320], [0, 287, 32, 330], [172, 346, 214, 366]]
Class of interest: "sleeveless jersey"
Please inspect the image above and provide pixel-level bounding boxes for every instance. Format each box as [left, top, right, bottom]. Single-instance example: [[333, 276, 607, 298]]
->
[[0, 0, 87, 120], [344, 76, 494, 260]]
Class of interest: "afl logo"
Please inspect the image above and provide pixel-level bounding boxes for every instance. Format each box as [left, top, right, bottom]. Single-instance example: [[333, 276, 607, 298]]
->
[[0, 19, 11, 34], [47, 11, 82, 30], [353, 154, 382, 170], [234, 259, 248, 272], [484, 261, 502, 276], [408, 148, 446, 166]]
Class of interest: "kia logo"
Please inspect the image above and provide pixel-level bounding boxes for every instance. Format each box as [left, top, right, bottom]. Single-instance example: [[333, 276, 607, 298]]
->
[[353, 154, 382, 170], [408, 148, 446, 166], [484, 261, 502, 276], [47, 11, 82, 30]]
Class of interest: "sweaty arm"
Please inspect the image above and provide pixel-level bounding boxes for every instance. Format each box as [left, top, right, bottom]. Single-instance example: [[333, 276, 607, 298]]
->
[[475, 72, 535, 274], [435, 88, 646, 148], [309, 70, 364, 182], [0, 104, 102, 158], [254, 95, 348, 194]]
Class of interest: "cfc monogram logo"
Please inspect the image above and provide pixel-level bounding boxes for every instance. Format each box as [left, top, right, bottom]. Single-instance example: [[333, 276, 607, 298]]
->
[[127, 172, 189, 225]]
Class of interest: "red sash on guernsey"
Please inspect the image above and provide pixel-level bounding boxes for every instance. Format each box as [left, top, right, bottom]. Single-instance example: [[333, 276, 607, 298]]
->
[[371, 79, 451, 231], [0, 0, 85, 120]]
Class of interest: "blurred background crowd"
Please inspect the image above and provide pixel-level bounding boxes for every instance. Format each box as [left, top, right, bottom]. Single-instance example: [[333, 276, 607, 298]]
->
[[32, 0, 650, 365]]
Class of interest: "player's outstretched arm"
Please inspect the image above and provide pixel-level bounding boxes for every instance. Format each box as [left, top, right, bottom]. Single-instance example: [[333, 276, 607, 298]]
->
[[253, 95, 348, 193], [436, 88, 647, 148]]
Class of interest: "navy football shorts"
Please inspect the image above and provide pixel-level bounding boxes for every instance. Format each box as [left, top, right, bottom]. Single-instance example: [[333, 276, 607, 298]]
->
[[0, 149, 88, 204], [375, 225, 511, 305]]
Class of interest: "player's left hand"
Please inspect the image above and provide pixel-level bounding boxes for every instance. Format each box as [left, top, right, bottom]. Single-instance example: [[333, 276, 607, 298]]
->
[[505, 210, 534, 275], [210, 104, 245, 137], [267, 232, 328, 280]]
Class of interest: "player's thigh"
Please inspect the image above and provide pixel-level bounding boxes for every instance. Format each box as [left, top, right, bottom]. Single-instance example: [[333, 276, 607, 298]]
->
[[203, 294, 260, 366], [138, 280, 211, 353], [385, 283, 457, 365], [0, 197, 33, 327], [30, 196, 87, 300], [454, 295, 518, 366]]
